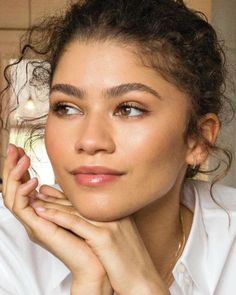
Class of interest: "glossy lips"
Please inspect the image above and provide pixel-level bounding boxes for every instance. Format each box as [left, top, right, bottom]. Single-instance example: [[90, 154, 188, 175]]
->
[[71, 166, 124, 187]]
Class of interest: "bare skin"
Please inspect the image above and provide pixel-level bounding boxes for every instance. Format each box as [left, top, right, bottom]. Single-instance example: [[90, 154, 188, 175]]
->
[[3, 40, 220, 294]]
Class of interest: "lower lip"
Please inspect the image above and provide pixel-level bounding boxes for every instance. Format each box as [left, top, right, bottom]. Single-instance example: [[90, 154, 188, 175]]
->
[[74, 173, 121, 186]]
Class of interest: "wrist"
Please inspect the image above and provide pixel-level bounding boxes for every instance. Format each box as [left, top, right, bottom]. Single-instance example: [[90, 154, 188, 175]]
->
[[71, 278, 113, 295], [129, 282, 170, 295], [118, 277, 170, 295]]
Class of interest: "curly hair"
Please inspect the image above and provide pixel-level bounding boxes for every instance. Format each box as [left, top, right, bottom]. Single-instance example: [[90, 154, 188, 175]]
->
[[1, 0, 235, 183]]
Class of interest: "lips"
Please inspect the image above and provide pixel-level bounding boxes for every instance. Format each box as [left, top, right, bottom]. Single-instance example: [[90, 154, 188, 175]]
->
[[71, 166, 125, 187]]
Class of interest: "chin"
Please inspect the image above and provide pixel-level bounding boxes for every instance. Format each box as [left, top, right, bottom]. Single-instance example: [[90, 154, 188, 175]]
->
[[58, 181, 138, 221], [72, 201, 133, 222]]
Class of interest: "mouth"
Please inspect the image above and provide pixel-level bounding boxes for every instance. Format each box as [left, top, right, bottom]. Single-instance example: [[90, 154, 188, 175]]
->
[[70, 166, 125, 187]]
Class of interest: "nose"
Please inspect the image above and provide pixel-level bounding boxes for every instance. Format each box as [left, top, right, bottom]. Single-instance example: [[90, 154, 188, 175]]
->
[[74, 113, 115, 155]]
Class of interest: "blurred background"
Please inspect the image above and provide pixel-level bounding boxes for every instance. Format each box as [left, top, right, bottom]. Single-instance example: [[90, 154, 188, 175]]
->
[[0, 0, 235, 187]]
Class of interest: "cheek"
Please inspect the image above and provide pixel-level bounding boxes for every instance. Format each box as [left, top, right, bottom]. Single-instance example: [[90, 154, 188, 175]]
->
[[116, 119, 187, 165], [119, 119, 188, 199], [44, 118, 72, 166]]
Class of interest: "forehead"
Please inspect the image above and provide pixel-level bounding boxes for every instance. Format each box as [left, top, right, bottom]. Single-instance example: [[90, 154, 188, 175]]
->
[[52, 40, 189, 105], [53, 40, 146, 80], [55, 40, 162, 77]]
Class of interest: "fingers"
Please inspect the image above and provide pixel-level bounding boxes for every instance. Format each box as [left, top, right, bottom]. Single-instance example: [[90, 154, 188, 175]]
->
[[13, 177, 38, 212], [39, 185, 68, 199], [36, 192, 72, 206], [3, 153, 32, 210], [17, 146, 25, 157], [16, 146, 31, 182], [31, 199, 79, 216], [3, 144, 29, 194], [2, 145, 108, 279], [27, 200, 104, 275], [31, 198, 77, 215], [31, 200, 98, 242], [3, 144, 20, 195], [39, 185, 71, 206]]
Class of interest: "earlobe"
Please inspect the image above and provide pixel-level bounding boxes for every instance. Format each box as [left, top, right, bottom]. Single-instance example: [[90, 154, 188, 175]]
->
[[185, 141, 208, 168]]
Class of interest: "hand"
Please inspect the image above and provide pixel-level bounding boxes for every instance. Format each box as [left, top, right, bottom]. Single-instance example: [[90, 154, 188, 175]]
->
[[2, 144, 113, 295], [32, 188, 170, 295]]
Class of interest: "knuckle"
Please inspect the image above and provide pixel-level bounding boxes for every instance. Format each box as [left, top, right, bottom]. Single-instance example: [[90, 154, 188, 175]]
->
[[28, 231, 37, 243], [69, 215, 81, 230], [12, 202, 19, 215], [69, 207, 78, 215], [28, 228, 41, 243], [100, 227, 116, 244], [16, 184, 26, 195], [44, 207, 61, 221], [8, 168, 18, 180]]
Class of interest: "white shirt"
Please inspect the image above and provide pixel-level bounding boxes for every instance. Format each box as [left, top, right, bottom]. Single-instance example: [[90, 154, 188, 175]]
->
[[0, 179, 236, 295]]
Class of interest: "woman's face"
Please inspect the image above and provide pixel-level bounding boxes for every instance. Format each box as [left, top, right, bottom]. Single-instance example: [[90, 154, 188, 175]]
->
[[45, 40, 192, 221]]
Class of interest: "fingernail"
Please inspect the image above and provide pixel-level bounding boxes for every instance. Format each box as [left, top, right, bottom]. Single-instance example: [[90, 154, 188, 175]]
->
[[17, 155, 26, 166], [37, 193, 48, 200], [34, 206, 46, 212], [24, 178, 37, 187]]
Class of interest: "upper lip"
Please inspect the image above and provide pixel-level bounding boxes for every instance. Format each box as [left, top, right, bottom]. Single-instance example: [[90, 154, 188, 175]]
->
[[71, 166, 125, 175]]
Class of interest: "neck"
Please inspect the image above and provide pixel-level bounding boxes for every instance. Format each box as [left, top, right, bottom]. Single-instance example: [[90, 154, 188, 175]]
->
[[133, 178, 193, 286]]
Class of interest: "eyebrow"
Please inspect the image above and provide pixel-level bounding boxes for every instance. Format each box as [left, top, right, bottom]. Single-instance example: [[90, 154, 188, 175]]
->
[[50, 83, 86, 98], [50, 82, 162, 100]]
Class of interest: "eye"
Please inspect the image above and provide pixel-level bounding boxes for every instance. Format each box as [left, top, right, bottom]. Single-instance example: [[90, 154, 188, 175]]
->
[[114, 102, 147, 117], [50, 102, 82, 116]]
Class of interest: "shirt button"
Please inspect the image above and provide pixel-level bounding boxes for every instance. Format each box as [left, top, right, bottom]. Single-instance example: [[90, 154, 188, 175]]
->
[[184, 275, 192, 285], [178, 263, 186, 273]]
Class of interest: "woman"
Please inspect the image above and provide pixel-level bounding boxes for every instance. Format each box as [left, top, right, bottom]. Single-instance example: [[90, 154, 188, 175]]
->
[[1, 0, 236, 294]]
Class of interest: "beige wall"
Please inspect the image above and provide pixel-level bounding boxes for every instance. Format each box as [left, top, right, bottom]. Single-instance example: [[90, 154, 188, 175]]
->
[[186, 0, 211, 19], [0, 0, 212, 29], [212, 0, 236, 187]]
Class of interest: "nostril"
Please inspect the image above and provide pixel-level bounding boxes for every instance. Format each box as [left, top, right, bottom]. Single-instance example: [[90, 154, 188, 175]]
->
[[74, 129, 115, 155]]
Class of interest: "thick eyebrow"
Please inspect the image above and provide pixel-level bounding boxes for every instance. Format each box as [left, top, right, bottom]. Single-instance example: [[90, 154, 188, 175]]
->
[[50, 82, 162, 100], [104, 83, 162, 100], [50, 83, 86, 98]]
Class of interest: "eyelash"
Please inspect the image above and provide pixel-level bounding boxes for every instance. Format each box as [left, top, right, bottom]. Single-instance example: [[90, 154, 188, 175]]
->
[[115, 102, 148, 117], [50, 102, 81, 116], [50, 101, 148, 118]]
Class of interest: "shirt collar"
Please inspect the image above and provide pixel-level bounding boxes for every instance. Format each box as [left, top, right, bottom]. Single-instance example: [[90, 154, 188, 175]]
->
[[172, 179, 210, 294]]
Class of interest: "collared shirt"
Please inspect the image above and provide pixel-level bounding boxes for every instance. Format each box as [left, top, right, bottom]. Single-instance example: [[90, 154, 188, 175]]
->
[[0, 179, 235, 295]]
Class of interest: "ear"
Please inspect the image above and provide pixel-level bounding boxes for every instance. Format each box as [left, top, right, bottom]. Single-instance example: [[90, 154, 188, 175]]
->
[[185, 113, 220, 166]]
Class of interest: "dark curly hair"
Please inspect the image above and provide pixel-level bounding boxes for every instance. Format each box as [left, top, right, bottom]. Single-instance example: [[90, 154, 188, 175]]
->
[[1, 0, 235, 184]]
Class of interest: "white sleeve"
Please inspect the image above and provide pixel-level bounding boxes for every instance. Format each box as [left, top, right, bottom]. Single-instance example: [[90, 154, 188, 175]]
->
[[0, 287, 15, 295]]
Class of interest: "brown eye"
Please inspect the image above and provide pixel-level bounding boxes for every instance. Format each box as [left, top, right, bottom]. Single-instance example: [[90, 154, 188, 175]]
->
[[50, 102, 82, 116], [115, 103, 146, 117]]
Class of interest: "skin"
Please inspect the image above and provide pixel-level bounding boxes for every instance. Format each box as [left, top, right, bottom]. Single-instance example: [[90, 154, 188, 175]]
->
[[46, 40, 191, 221], [3, 40, 220, 295]]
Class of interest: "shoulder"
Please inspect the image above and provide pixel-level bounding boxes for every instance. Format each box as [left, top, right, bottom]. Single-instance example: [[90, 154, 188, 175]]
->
[[183, 179, 236, 235], [196, 179, 236, 204], [185, 179, 236, 211], [180, 180, 236, 293]]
